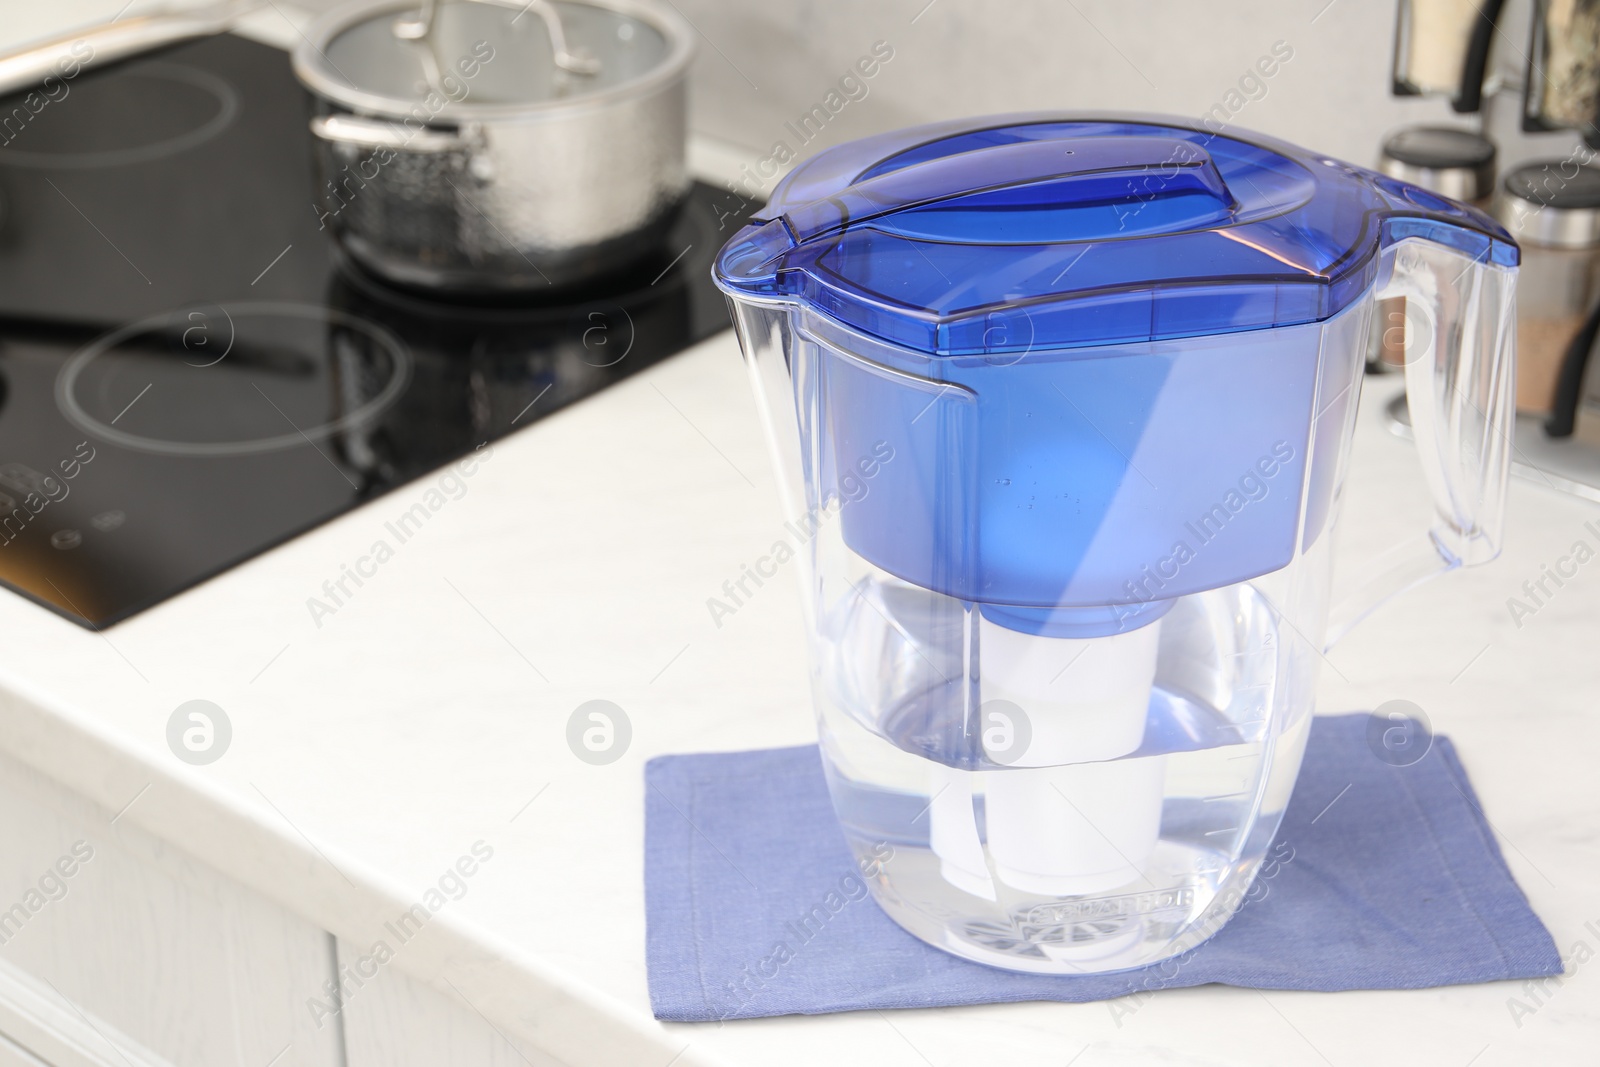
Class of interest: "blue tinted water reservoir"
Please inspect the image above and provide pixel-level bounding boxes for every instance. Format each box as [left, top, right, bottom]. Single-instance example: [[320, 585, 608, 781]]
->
[[714, 115, 1517, 629]]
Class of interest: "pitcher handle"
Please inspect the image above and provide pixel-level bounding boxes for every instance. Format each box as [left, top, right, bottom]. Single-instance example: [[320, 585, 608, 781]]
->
[[1325, 225, 1518, 648]]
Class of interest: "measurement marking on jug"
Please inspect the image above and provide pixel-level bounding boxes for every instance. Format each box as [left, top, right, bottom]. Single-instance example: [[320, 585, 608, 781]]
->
[[1202, 792, 1249, 803], [1277, 612, 1350, 682], [1203, 827, 1238, 837]]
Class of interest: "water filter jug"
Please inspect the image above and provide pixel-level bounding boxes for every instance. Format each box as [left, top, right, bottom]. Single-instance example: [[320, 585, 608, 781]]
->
[[713, 115, 1517, 973]]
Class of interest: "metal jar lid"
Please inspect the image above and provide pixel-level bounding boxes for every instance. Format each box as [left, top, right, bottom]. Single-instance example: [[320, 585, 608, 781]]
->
[[1377, 126, 1496, 202], [1496, 161, 1600, 249], [292, 0, 693, 121]]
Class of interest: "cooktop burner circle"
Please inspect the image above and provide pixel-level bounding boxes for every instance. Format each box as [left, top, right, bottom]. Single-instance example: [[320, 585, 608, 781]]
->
[[0, 62, 240, 170], [56, 302, 412, 457]]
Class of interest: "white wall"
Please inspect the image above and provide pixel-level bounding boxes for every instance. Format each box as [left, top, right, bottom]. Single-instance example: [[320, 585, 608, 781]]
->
[[673, 0, 1406, 165], [663, 0, 1578, 180]]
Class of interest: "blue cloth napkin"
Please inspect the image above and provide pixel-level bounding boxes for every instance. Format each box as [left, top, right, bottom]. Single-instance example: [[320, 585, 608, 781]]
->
[[644, 714, 1561, 1021]]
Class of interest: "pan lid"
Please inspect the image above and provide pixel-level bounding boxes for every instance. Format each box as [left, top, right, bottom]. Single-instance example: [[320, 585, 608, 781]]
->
[[714, 114, 1517, 356], [292, 0, 692, 121]]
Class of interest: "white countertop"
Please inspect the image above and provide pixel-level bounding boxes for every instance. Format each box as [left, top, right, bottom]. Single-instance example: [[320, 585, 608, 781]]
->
[[3, 6, 1599, 1066]]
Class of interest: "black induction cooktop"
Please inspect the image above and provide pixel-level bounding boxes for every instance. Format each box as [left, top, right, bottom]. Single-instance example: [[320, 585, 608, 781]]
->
[[0, 32, 757, 628]]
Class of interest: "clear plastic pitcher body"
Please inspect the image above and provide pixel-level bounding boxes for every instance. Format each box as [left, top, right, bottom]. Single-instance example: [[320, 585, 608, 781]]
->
[[716, 114, 1517, 974], [733, 297, 1366, 971]]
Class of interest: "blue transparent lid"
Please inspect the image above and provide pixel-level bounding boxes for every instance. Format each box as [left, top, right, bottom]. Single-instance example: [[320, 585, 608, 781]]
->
[[714, 113, 1518, 356]]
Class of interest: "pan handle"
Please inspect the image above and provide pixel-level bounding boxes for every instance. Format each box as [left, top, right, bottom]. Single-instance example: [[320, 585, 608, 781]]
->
[[309, 114, 467, 154], [0, 1, 258, 98]]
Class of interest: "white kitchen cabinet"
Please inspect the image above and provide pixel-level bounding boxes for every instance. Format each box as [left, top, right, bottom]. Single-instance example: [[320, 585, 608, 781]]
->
[[0, 953, 169, 1067], [336, 939, 564, 1067], [0, 750, 343, 1067]]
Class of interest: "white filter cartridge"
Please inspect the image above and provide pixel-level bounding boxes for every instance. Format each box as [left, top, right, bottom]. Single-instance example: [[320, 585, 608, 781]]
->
[[979, 613, 1161, 765], [979, 613, 1165, 896], [986, 755, 1167, 896], [928, 762, 996, 901]]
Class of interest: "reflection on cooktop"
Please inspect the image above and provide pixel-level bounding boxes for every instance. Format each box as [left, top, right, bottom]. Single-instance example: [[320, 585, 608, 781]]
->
[[0, 32, 759, 627], [0, 62, 240, 170], [56, 303, 412, 458]]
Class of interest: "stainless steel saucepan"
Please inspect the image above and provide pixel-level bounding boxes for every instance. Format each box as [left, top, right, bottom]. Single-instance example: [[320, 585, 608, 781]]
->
[[293, 0, 694, 293]]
